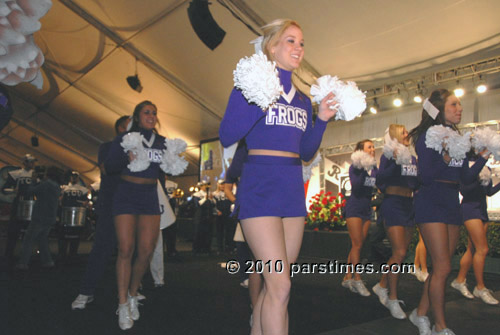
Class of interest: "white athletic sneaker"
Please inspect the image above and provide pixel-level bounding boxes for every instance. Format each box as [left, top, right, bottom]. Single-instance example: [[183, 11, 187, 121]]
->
[[372, 283, 388, 306], [473, 286, 499, 305], [409, 309, 431, 335], [431, 326, 456, 335], [341, 279, 354, 292], [128, 294, 140, 321], [71, 294, 94, 310], [116, 302, 133, 330], [450, 279, 473, 299], [386, 299, 406, 319], [136, 292, 146, 301], [351, 280, 371, 296]]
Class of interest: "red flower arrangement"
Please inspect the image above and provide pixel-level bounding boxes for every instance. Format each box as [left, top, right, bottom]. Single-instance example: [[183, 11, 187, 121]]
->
[[305, 191, 346, 231]]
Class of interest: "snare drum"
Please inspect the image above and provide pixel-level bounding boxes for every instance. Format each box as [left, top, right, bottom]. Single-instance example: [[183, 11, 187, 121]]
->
[[61, 207, 86, 227], [16, 200, 35, 221]]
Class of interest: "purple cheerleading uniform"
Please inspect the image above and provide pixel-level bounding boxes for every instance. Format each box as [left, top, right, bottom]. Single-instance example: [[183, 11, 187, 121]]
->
[[414, 129, 487, 225], [376, 155, 418, 227], [219, 68, 327, 219], [105, 128, 165, 216], [460, 165, 500, 222], [345, 164, 378, 221]]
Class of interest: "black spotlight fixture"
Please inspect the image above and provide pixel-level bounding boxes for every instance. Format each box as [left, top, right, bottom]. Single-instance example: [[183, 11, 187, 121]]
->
[[127, 58, 143, 93], [31, 135, 39, 147], [126, 74, 143, 93], [188, 0, 226, 50]]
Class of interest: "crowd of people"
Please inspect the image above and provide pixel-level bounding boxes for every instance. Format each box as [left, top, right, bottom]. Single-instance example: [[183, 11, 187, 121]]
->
[[2, 17, 499, 335]]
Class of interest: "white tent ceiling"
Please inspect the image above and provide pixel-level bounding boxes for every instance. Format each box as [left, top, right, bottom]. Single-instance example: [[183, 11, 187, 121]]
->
[[2, 0, 500, 184]]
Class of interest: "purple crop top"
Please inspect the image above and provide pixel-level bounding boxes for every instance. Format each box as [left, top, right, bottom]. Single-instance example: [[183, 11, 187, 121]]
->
[[349, 165, 378, 198], [415, 129, 486, 185], [376, 155, 418, 192], [105, 128, 166, 179], [219, 68, 328, 162]]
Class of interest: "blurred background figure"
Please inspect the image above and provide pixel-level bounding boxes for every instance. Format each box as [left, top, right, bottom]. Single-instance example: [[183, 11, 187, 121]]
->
[[58, 171, 90, 263], [192, 181, 215, 254], [16, 166, 62, 270], [2, 154, 37, 263], [213, 179, 234, 254]]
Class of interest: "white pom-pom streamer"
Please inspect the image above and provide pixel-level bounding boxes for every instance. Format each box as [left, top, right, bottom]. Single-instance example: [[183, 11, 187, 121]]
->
[[446, 131, 471, 161], [233, 51, 282, 110], [479, 166, 491, 187], [310, 75, 366, 121], [302, 153, 322, 182], [128, 148, 150, 172], [120, 132, 150, 172], [383, 132, 412, 165], [472, 127, 500, 161], [160, 138, 189, 176], [121, 132, 143, 152], [351, 150, 376, 172], [425, 126, 471, 160]]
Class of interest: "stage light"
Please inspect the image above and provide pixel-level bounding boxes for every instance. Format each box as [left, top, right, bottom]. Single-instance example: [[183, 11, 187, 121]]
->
[[369, 98, 379, 114], [188, 0, 226, 50], [454, 81, 465, 97], [413, 94, 423, 103], [393, 90, 403, 107], [476, 75, 487, 94]]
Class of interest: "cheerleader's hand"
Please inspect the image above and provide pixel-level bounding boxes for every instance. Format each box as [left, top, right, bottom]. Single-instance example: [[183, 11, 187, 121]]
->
[[443, 151, 451, 164], [318, 92, 338, 122], [128, 151, 137, 162], [479, 148, 490, 159]]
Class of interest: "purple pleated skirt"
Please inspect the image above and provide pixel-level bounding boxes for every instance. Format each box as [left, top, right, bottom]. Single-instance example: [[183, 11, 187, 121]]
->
[[415, 182, 462, 225], [112, 180, 160, 216], [381, 195, 415, 227], [237, 155, 306, 220]]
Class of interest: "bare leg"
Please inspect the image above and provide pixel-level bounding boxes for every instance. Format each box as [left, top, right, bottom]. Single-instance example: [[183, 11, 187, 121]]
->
[[465, 220, 489, 289], [115, 214, 137, 304], [417, 223, 460, 331], [382, 226, 414, 300], [242, 216, 304, 335], [345, 218, 370, 281], [415, 232, 428, 273], [455, 237, 473, 284], [129, 215, 160, 296]]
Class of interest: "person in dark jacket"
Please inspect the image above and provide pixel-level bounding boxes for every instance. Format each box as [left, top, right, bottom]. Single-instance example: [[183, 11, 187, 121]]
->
[[16, 166, 61, 269]]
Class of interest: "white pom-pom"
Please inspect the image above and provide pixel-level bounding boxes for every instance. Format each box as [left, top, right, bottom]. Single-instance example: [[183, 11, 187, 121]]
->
[[165, 138, 187, 155], [233, 51, 282, 110], [121, 132, 143, 152], [310, 75, 366, 121], [426, 126, 471, 160], [302, 153, 322, 182], [383, 132, 412, 165], [425, 125, 450, 153], [127, 147, 150, 172], [479, 166, 491, 186], [351, 150, 376, 172], [160, 137, 189, 176], [121, 132, 150, 172], [472, 127, 500, 161], [446, 131, 471, 161], [160, 151, 188, 176]]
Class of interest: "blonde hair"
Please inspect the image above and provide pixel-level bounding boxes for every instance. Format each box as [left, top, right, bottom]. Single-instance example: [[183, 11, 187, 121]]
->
[[388, 124, 406, 144], [260, 19, 304, 91], [261, 19, 301, 61]]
